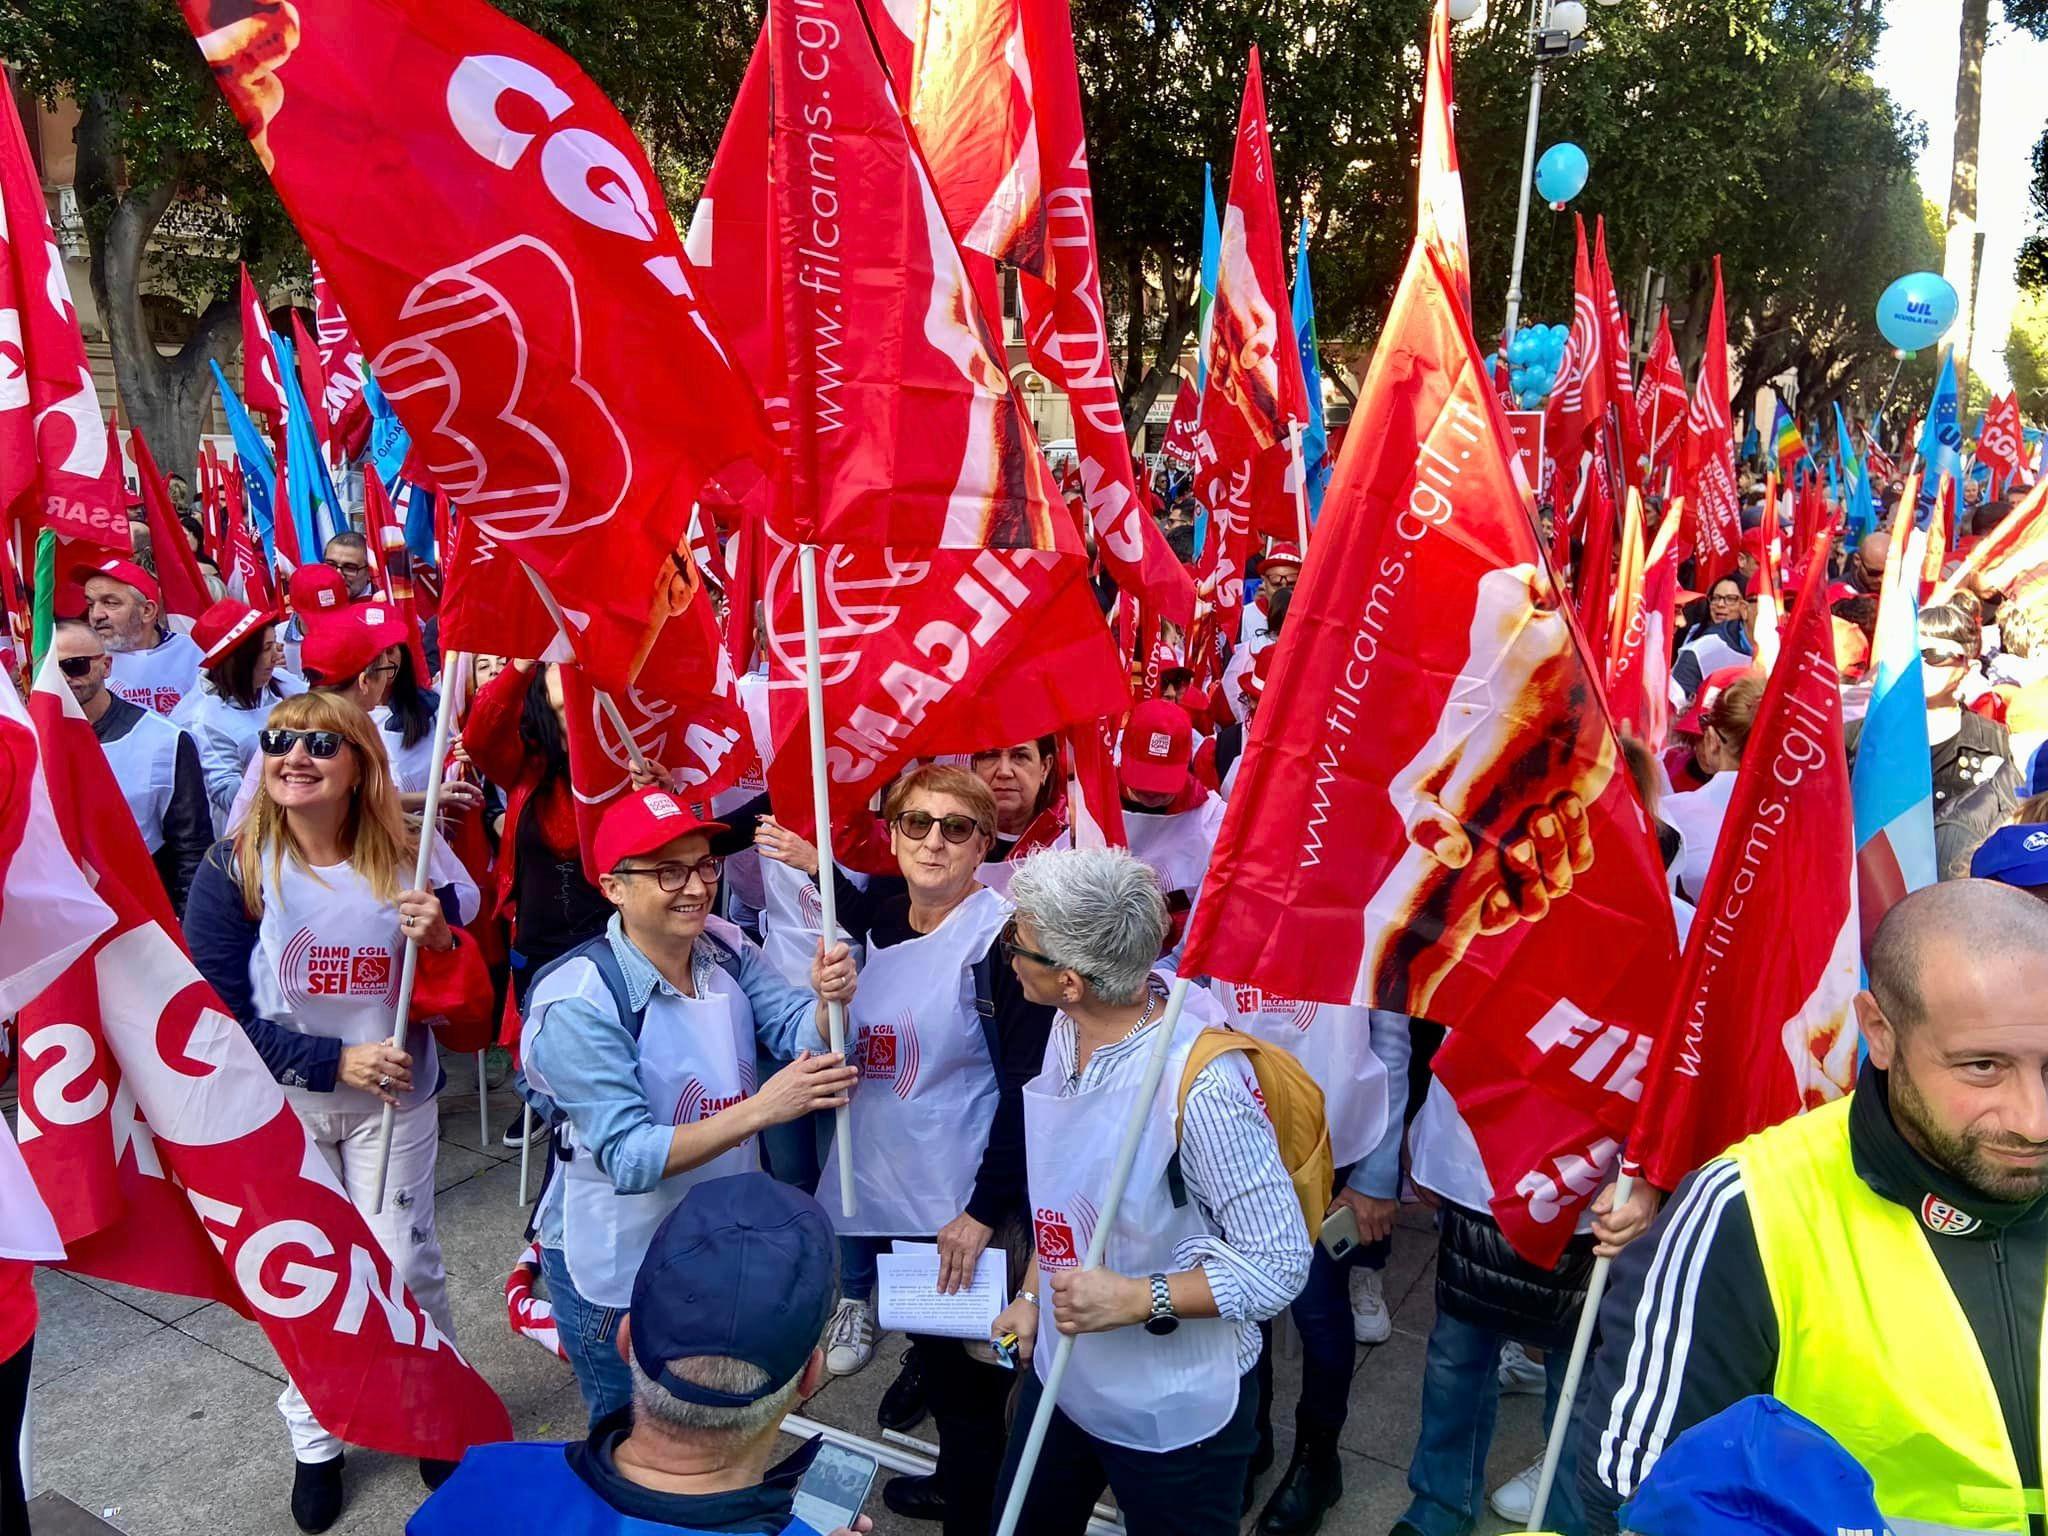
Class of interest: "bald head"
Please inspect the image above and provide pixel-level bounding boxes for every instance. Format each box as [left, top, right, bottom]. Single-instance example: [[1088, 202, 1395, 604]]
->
[[1853, 531, 1890, 591], [1868, 879, 2048, 1034]]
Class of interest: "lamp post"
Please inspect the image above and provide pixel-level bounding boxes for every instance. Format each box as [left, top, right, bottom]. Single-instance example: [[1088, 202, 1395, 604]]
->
[[1500, 0, 1590, 342]]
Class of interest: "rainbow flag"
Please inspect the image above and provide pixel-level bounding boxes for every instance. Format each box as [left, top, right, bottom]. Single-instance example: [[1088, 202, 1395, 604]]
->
[[1772, 399, 1810, 469]]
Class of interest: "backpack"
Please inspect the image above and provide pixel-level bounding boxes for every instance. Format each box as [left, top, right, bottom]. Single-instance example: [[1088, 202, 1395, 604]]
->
[[1168, 1028, 1334, 1244]]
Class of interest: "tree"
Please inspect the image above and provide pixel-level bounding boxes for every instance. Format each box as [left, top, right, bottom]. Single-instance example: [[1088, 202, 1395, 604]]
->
[[2007, 288, 2048, 413], [1939, 0, 1990, 394]]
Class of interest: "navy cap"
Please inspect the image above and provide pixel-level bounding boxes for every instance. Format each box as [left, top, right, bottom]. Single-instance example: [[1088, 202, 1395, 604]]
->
[[629, 1173, 838, 1407], [1971, 823, 2048, 889], [1620, 1396, 1889, 1536]]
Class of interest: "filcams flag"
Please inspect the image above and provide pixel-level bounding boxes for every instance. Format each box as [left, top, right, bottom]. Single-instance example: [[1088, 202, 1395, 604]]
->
[[1416, 0, 1469, 317], [1181, 237, 1679, 1264], [16, 659, 512, 1458], [1591, 217, 1643, 487], [1682, 256, 1741, 587], [1633, 307, 1687, 488], [182, 0, 770, 691], [1628, 537, 1860, 1192]]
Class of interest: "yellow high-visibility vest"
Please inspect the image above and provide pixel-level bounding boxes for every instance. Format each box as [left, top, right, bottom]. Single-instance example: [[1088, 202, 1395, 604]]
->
[[1735, 1097, 2048, 1535]]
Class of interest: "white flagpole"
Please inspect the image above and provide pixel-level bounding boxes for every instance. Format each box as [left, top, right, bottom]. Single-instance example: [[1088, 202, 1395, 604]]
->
[[993, 976, 1193, 1536], [1524, 1170, 1632, 1529], [518, 1106, 534, 1205], [368, 657, 466, 1215], [798, 543, 855, 1217], [1289, 420, 1312, 553], [476, 1050, 490, 1150]]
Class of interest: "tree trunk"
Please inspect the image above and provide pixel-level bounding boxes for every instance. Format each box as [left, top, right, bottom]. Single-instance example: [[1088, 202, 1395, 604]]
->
[[1941, 0, 1990, 392], [76, 94, 240, 482], [1119, 251, 1197, 442]]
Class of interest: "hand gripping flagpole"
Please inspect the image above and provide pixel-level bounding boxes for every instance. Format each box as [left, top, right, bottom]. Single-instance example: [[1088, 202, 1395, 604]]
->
[[369, 655, 467, 1215], [799, 543, 856, 1217], [1523, 1169, 1632, 1529], [994, 975, 1193, 1536]]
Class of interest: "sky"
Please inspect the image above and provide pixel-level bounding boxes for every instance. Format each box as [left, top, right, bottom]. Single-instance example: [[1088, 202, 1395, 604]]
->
[[1870, 2, 2048, 394]]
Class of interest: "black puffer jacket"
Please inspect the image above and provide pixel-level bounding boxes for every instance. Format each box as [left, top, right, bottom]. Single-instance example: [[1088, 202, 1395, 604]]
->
[[1435, 1200, 1597, 1352]]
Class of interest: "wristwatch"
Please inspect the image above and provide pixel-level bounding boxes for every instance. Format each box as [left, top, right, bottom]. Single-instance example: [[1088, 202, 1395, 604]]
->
[[1143, 1272, 1179, 1336]]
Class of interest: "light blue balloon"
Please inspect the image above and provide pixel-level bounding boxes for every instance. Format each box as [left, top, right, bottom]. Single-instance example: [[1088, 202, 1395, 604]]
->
[[1549, 323, 1569, 346], [1534, 142, 1588, 206], [1508, 334, 1530, 364], [1875, 272, 1958, 355]]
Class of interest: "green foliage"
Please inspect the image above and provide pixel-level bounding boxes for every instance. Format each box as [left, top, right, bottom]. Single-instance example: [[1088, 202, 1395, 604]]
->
[[2008, 288, 2048, 409]]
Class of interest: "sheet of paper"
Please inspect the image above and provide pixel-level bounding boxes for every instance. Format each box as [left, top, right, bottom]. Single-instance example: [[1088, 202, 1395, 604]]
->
[[874, 1247, 1007, 1340]]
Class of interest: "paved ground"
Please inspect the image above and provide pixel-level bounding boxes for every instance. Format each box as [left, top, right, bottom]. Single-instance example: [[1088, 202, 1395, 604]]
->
[[18, 1052, 1546, 1536]]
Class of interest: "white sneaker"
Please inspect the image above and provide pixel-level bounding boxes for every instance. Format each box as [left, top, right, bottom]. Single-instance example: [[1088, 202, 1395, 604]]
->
[[1498, 1340, 1545, 1395], [1347, 1265, 1391, 1344], [1487, 1457, 1544, 1522], [824, 1296, 875, 1376]]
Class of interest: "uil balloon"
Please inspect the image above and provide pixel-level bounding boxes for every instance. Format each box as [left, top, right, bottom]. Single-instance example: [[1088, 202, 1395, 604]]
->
[[1534, 143, 1588, 209], [1875, 272, 1959, 355]]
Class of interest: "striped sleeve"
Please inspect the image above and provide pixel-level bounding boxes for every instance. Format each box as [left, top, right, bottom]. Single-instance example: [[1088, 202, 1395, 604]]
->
[[1578, 1159, 1780, 1534], [1173, 1055, 1313, 1327]]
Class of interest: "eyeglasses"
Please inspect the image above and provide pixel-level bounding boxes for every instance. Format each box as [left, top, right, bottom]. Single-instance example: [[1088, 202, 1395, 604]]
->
[[57, 655, 102, 677], [259, 728, 347, 759], [1000, 919, 1061, 969], [364, 662, 400, 679], [1919, 647, 1966, 668], [612, 856, 723, 892], [1708, 591, 1742, 608], [892, 810, 986, 845]]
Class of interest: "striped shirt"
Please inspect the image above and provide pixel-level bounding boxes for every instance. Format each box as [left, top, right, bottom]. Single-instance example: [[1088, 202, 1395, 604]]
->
[[1050, 991, 1312, 1374]]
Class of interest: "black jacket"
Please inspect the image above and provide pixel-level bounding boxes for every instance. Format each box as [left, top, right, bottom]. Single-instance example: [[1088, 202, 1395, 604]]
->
[[1844, 709, 2021, 881], [1579, 1059, 2048, 1533], [1435, 1200, 1596, 1353]]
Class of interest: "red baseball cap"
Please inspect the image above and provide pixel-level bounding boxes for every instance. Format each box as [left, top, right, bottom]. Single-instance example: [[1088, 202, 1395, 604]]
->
[[1119, 697, 1194, 797], [299, 603, 408, 684], [289, 563, 351, 619], [1176, 686, 1213, 726], [193, 598, 281, 667], [1260, 542, 1303, 572], [77, 557, 161, 608], [593, 787, 728, 874]]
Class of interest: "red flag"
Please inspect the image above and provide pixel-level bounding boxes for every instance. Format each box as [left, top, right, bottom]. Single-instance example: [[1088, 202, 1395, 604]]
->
[[239, 264, 285, 421], [1628, 537, 1858, 1189], [182, 0, 770, 692], [1592, 217, 1643, 486], [1682, 257, 1741, 588], [289, 309, 333, 456], [1978, 390, 2024, 481], [723, 503, 764, 676], [16, 659, 512, 1456], [0, 89, 126, 548], [310, 258, 367, 433], [1193, 44, 1315, 625], [363, 473, 429, 678], [1604, 488, 1649, 732], [0, 672, 112, 1016], [1542, 216, 1607, 527], [1933, 472, 2048, 605], [1159, 380, 1200, 471], [222, 465, 272, 608], [131, 432, 214, 621], [1181, 236, 1678, 1263], [1417, 0, 1470, 317], [870, 0, 1196, 626], [687, 36, 776, 414], [1628, 510, 1682, 751], [1574, 459, 1620, 656], [1633, 307, 1687, 489]]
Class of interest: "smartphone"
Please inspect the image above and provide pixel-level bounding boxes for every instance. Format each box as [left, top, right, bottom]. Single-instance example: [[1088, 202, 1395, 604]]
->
[[791, 1442, 879, 1533], [1319, 1202, 1361, 1261]]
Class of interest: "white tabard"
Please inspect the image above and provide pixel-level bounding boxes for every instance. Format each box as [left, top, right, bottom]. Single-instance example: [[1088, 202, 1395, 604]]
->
[[1121, 795, 1226, 903], [99, 706, 187, 852], [1023, 1004, 1242, 1452], [108, 630, 204, 716], [1210, 981, 1389, 1168], [818, 886, 1011, 1237]]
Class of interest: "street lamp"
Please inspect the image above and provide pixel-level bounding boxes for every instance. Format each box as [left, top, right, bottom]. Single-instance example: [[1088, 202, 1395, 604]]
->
[[1501, 1, 1592, 341]]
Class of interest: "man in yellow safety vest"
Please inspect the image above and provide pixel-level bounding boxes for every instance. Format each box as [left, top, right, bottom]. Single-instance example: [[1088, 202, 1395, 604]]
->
[[1581, 878, 2048, 1535]]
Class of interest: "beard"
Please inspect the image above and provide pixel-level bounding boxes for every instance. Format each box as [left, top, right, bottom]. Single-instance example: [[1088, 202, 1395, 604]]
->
[[1890, 1065, 2048, 1204]]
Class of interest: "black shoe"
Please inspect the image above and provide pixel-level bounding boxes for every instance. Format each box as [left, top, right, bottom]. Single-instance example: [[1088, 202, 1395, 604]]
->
[[501, 1109, 546, 1147], [881, 1472, 947, 1522], [419, 1457, 459, 1491], [876, 1346, 929, 1432], [1257, 1437, 1343, 1535], [290, 1453, 345, 1534]]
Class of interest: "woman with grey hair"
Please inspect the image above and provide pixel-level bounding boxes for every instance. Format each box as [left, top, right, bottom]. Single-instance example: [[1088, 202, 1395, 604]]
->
[[987, 847, 1312, 1536]]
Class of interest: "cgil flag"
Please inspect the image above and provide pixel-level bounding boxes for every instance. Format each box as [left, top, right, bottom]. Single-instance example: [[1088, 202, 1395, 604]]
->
[[1592, 216, 1644, 489], [1628, 533, 1860, 1191], [182, 0, 771, 692], [1633, 307, 1688, 491], [1181, 234, 1679, 1265], [1851, 480, 1938, 941], [1681, 256, 1741, 588], [1977, 391, 2024, 484], [1416, 0, 1469, 316]]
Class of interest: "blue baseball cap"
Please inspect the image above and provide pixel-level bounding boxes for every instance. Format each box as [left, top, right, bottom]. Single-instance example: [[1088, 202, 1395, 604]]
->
[[1970, 823, 2048, 890], [1620, 1396, 1888, 1536], [2025, 740, 2048, 799], [628, 1173, 839, 1407]]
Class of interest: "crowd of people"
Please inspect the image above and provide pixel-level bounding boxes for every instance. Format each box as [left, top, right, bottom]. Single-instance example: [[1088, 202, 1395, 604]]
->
[[7, 452, 2048, 1536]]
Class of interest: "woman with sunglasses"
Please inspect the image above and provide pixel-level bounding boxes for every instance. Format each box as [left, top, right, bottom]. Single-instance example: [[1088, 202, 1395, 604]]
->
[[179, 597, 300, 830], [183, 690, 482, 1533], [804, 764, 1056, 1533]]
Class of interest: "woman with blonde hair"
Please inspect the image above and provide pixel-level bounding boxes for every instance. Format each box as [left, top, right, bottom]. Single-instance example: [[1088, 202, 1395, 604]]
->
[[184, 690, 481, 1534]]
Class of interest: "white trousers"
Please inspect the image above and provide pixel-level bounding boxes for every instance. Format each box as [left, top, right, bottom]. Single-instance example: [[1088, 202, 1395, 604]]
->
[[277, 1097, 454, 1462]]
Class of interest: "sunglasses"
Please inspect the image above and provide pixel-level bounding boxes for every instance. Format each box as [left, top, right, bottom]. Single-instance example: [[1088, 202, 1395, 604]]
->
[[58, 655, 102, 677], [1919, 647, 1966, 668], [259, 728, 347, 759], [611, 856, 723, 892], [892, 810, 986, 845], [1000, 918, 1061, 970]]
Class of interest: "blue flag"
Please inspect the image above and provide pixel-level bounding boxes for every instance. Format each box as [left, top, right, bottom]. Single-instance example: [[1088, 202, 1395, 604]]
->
[[1833, 401, 1874, 542], [1193, 163, 1222, 562], [1291, 218, 1330, 522], [270, 329, 349, 559], [209, 359, 280, 565], [1916, 349, 1963, 523], [361, 367, 412, 496], [401, 483, 439, 569]]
